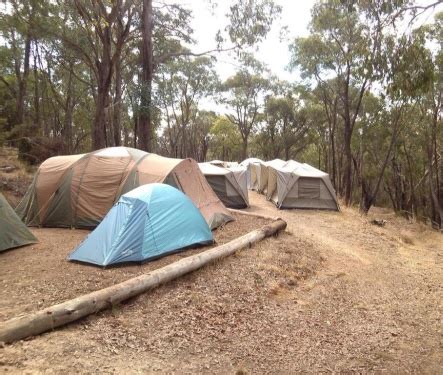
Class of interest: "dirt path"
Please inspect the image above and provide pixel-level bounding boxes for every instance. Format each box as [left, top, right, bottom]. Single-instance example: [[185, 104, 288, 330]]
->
[[245, 192, 443, 373], [1, 192, 442, 373]]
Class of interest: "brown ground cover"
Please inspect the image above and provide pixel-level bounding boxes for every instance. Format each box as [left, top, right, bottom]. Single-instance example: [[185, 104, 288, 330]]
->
[[0, 188, 441, 373]]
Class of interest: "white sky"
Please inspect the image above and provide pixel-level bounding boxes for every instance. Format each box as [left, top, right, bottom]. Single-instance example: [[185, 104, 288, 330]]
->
[[163, 0, 442, 112], [174, 0, 442, 80], [183, 0, 314, 82]]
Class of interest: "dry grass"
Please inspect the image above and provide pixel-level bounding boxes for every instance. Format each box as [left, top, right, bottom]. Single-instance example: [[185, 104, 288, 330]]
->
[[0, 147, 35, 207], [1, 154, 442, 373], [401, 233, 415, 245], [0, 213, 274, 321]]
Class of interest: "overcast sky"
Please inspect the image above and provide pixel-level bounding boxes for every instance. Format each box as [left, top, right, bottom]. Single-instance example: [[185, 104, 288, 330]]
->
[[163, 0, 442, 112], [184, 0, 314, 82], [172, 0, 442, 82]]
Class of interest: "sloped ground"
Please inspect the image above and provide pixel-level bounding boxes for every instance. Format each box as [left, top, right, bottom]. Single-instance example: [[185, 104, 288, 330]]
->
[[0, 147, 34, 207], [0, 191, 442, 373]]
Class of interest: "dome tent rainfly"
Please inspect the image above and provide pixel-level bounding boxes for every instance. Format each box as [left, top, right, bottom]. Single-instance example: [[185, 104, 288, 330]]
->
[[0, 193, 37, 252], [68, 184, 213, 266], [198, 163, 249, 208], [16, 147, 232, 230], [267, 160, 339, 211]]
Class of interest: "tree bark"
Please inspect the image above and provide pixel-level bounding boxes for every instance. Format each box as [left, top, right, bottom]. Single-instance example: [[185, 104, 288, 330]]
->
[[113, 54, 122, 147], [33, 44, 40, 131], [138, 0, 154, 151], [16, 33, 32, 125], [343, 119, 353, 205], [92, 22, 113, 150], [63, 64, 74, 153], [0, 219, 287, 344], [360, 110, 401, 214], [93, 81, 109, 150], [241, 138, 248, 160]]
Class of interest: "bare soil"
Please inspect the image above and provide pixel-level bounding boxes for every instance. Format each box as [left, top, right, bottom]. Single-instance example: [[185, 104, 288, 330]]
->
[[0, 191, 442, 374]]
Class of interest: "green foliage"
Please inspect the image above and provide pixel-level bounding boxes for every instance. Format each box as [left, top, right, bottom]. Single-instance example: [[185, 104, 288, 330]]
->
[[227, 0, 282, 47], [208, 116, 242, 161], [0, 0, 441, 225]]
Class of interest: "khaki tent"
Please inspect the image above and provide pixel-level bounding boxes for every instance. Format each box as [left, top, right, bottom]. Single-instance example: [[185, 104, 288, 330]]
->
[[227, 165, 248, 201], [199, 163, 248, 208], [267, 160, 339, 211], [0, 193, 37, 252], [17, 147, 233, 229], [250, 159, 286, 194], [239, 158, 262, 189]]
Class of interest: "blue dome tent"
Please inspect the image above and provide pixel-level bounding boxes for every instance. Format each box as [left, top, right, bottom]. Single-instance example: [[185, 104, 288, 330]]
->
[[68, 183, 213, 266]]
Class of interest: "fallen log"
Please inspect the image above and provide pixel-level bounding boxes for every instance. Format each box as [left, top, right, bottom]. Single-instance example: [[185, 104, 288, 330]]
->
[[0, 219, 287, 344]]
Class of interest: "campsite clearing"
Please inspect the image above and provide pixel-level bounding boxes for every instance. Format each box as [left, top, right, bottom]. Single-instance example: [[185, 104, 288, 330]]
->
[[1, 194, 442, 373]]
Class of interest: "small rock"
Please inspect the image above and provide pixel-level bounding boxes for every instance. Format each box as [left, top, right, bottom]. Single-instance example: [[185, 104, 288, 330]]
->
[[371, 219, 387, 227]]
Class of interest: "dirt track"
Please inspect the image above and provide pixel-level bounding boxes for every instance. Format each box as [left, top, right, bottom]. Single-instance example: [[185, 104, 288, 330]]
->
[[1, 192, 442, 373]]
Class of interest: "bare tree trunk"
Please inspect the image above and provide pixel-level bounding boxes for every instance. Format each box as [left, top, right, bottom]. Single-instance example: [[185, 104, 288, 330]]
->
[[93, 83, 108, 150], [343, 120, 353, 205], [133, 115, 138, 148], [92, 25, 113, 150], [63, 65, 74, 153], [33, 43, 40, 132], [138, 0, 153, 151], [331, 100, 338, 188], [427, 110, 442, 228], [16, 33, 32, 125], [360, 111, 401, 214], [241, 136, 248, 160], [113, 55, 122, 147]]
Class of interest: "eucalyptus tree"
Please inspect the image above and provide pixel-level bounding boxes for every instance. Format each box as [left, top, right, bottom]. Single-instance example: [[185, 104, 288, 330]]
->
[[289, 0, 413, 205], [156, 55, 219, 158], [358, 29, 434, 214], [413, 12, 443, 228], [208, 116, 243, 161], [221, 56, 271, 159], [137, 0, 281, 152], [54, 1, 135, 150], [0, 0, 50, 127], [262, 83, 312, 160]]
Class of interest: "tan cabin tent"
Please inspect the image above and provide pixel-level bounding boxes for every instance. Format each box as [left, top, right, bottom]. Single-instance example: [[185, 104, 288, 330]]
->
[[267, 160, 339, 211], [198, 163, 248, 208], [227, 165, 248, 201], [16, 147, 233, 230], [239, 158, 262, 189], [250, 159, 286, 194]]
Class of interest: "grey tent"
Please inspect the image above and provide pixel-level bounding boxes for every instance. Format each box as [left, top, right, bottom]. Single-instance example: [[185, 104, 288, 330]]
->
[[199, 163, 249, 208], [226, 165, 248, 203], [240, 158, 262, 189], [0, 193, 37, 252], [267, 160, 339, 211], [250, 159, 286, 194]]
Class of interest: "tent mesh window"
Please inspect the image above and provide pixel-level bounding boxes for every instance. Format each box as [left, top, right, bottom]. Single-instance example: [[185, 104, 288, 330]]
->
[[298, 177, 321, 199]]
